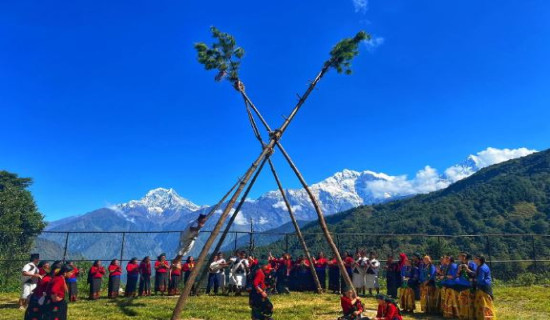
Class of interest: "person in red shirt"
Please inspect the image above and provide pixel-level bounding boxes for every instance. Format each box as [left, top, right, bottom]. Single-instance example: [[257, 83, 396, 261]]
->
[[250, 264, 274, 320], [45, 264, 73, 320], [138, 256, 152, 296], [168, 258, 182, 295], [106, 259, 121, 298], [154, 253, 170, 295], [181, 256, 197, 295], [125, 258, 140, 297], [274, 253, 292, 294], [339, 287, 363, 320], [89, 260, 106, 300], [66, 261, 79, 302], [383, 297, 403, 320], [374, 294, 386, 319], [328, 256, 341, 293], [314, 252, 328, 290]]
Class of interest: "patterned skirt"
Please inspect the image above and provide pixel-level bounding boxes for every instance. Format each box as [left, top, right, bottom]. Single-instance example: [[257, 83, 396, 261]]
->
[[474, 290, 497, 320], [139, 275, 151, 296], [68, 281, 78, 301], [43, 299, 67, 320], [443, 288, 459, 318], [126, 275, 139, 296], [399, 287, 416, 312], [420, 284, 438, 313], [107, 276, 119, 297]]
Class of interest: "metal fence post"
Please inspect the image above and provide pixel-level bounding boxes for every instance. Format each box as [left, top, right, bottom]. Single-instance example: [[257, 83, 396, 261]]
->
[[120, 232, 126, 262], [485, 236, 493, 269], [531, 235, 538, 272], [62, 232, 70, 262], [285, 234, 289, 253]]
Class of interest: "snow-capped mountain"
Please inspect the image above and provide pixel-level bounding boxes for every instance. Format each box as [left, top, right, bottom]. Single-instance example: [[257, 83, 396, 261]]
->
[[43, 147, 536, 260]]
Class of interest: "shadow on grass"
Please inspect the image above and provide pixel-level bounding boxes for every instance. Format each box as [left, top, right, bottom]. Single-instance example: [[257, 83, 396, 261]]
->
[[0, 302, 18, 309], [110, 297, 147, 317]]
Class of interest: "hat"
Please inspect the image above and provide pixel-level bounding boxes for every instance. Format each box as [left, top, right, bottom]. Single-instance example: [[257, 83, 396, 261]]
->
[[198, 214, 207, 221], [30, 253, 39, 261]]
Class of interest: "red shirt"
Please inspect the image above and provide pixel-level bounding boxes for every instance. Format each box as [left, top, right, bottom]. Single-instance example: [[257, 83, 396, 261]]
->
[[315, 258, 328, 268], [48, 275, 66, 300], [155, 261, 169, 273], [328, 258, 339, 269], [91, 266, 106, 278], [182, 262, 194, 272], [39, 268, 48, 276], [376, 303, 385, 318], [139, 261, 151, 276], [384, 303, 402, 320], [107, 265, 121, 276], [34, 274, 52, 297], [253, 269, 266, 291], [341, 296, 363, 315], [344, 257, 355, 268], [126, 263, 139, 276], [68, 266, 79, 279], [171, 264, 182, 276]]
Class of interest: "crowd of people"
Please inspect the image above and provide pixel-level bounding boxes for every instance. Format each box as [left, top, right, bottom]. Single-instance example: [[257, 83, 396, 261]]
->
[[18, 248, 495, 320]]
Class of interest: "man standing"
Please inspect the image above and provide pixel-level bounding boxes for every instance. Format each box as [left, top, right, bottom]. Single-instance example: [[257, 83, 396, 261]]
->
[[20, 253, 41, 310], [206, 252, 228, 295], [365, 251, 380, 296]]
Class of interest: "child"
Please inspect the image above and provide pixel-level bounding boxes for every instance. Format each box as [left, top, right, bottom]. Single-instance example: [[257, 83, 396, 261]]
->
[[339, 288, 363, 320]]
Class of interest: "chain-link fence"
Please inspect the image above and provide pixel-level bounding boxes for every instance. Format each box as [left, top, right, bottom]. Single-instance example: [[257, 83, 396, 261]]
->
[[1, 231, 548, 292]]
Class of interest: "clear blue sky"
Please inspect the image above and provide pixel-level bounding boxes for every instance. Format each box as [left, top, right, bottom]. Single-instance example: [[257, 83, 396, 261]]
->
[[1, 1, 549, 221]]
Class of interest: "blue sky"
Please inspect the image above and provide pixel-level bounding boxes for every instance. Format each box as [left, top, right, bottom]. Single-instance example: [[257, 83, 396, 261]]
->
[[1, 0, 549, 221]]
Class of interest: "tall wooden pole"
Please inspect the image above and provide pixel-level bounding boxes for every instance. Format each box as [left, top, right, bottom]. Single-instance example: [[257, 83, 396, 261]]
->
[[171, 64, 329, 318], [267, 160, 323, 293], [238, 71, 355, 293], [195, 158, 268, 290], [240, 96, 323, 293]]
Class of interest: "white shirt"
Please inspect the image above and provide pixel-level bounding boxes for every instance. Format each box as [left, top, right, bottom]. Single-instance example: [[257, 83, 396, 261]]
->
[[366, 259, 380, 275], [209, 258, 226, 274], [21, 262, 38, 284], [178, 220, 201, 256]]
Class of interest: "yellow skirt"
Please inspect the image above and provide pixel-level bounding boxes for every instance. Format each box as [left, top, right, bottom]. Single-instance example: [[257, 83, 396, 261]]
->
[[474, 290, 497, 320], [400, 287, 416, 312], [457, 290, 475, 320], [437, 287, 446, 314], [421, 285, 438, 314], [443, 288, 459, 318]]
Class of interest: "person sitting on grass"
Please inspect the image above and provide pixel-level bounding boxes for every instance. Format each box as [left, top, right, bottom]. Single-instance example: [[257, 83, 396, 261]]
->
[[339, 287, 364, 320], [383, 297, 403, 320], [374, 294, 387, 319]]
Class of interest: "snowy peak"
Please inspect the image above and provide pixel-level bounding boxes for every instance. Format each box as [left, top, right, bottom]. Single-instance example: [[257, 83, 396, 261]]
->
[[117, 188, 201, 216]]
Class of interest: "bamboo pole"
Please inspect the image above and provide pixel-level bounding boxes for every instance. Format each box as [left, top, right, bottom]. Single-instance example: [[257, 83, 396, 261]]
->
[[238, 68, 355, 293], [267, 159, 323, 293], [172, 70, 323, 317], [195, 157, 268, 291], [239, 96, 323, 293], [172, 178, 241, 264]]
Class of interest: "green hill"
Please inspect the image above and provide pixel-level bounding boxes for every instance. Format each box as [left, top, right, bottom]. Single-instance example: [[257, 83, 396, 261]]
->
[[261, 149, 550, 279]]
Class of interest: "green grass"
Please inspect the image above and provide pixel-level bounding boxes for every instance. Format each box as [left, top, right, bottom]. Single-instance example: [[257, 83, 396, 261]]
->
[[0, 286, 548, 320]]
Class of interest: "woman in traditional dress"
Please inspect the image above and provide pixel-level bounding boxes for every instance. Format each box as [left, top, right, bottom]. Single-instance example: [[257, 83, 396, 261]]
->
[[168, 258, 182, 295], [474, 255, 496, 320], [106, 259, 121, 298], [385, 255, 399, 298], [340, 287, 364, 320], [455, 261, 473, 320], [420, 255, 437, 314], [352, 251, 366, 295], [138, 256, 151, 296], [442, 256, 459, 318], [399, 258, 415, 313], [275, 253, 292, 294], [328, 255, 341, 294], [182, 256, 194, 284], [313, 252, 328, 290], [435, 256, 449, 315], [125, 257, 139, 297], [154, 253, 170, 295], [44, 264, 73, 320], [89, 260, 106, 300], [66, 261, 79, 302], [365, 251, 381, 296]]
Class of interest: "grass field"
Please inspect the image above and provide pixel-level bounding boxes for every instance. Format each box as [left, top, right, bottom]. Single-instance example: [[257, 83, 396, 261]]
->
[[0, 286, 548, 320]]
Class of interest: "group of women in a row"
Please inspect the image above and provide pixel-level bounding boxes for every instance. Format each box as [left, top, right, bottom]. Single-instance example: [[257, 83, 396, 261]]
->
[[384, 252, 496, 320]]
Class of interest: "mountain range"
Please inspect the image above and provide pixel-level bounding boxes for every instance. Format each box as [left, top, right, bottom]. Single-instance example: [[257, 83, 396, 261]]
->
[[41, 147, 536, 260]]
